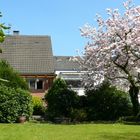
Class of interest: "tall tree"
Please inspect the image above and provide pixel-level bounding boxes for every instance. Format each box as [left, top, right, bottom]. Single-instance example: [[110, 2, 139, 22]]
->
[[0, 12, 9, 43], [0, 60, 28, 90], [0, 12, 10, 82], [79, 0, 140, 115]]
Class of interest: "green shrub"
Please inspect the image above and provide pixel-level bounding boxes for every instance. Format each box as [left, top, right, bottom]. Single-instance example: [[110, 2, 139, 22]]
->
[[0, 84, 33, 123], [0, 60, 28, 90], [32, 96, 45, 115], [86, 81, 132, 121], [45, 78, 79, 121], [71, 109, 87, 122], [118, 115, 140, 122]]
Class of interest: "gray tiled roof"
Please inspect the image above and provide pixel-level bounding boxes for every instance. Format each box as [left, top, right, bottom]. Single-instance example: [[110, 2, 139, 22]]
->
[[54, 56, 80, 71], [0, 35, 54, 74]]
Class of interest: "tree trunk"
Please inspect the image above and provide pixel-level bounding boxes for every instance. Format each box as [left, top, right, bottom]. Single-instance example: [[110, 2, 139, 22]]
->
[[129, 85, 139, 116]]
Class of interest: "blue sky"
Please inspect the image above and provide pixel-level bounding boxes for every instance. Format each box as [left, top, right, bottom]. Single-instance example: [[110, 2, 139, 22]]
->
[[0, 0, 140, 56]]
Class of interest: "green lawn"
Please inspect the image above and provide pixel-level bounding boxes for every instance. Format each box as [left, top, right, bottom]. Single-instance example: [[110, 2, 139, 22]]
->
[[0, 123, 140, 140]]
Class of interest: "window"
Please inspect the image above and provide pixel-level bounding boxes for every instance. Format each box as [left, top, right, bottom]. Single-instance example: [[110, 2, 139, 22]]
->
[[65, 80, 82, 88], [29, 80, 36, 90], [29, 79, 43, 90], [37, 80, 43, 89]]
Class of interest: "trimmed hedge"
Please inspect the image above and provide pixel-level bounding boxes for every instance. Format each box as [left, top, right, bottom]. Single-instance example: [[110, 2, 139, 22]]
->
[[0, 84, 33, 123]]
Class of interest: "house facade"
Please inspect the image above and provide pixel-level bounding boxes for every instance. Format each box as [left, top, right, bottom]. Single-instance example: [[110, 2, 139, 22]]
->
[[0, 32, 56, 97], [0, 32, 85, 97]]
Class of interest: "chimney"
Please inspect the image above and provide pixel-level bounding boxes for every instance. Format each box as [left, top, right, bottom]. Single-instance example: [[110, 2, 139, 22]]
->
[[13, 30, 20, 35]]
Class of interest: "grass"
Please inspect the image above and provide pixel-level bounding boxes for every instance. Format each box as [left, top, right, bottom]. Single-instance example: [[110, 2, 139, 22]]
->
[[0, 123, 140, 140]]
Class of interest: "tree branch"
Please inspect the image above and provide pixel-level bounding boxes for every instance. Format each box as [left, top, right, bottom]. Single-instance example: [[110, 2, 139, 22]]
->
[[105, 75, 128, 80]]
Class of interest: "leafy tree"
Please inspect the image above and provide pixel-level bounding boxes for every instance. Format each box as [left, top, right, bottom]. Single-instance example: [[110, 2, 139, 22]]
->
[[0, 12, 10, 82], [0, 60, 28, 90], [0, 12, 10, 43], [79, 0, 140, 115]]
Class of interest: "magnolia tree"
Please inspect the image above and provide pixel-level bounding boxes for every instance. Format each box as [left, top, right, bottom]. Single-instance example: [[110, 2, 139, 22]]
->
[[79, 0, 140, 115]]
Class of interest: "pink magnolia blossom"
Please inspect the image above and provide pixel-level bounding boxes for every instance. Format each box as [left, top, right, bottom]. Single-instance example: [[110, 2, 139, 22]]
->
[[79, 0, 140, 91]]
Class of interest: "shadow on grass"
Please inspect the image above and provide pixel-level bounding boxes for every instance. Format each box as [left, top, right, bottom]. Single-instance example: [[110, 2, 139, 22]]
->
[[30, 115, 140, 125], [99, 133, 140, 140]]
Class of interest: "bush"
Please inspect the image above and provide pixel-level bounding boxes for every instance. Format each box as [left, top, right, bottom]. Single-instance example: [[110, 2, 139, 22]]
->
[[45, 78, 79, 121], [0, 84, 33, 123], [85, 81, 132, 121], [0, 60, 28, 90], [32, 96, 45, 115], [71, 109, 87, 122], [118, 116, 140, 122], [118, 113, 140, 123]]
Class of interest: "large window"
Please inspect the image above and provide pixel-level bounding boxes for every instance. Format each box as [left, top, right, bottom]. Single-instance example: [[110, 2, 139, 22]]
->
[[29, 79, 43, 90]]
